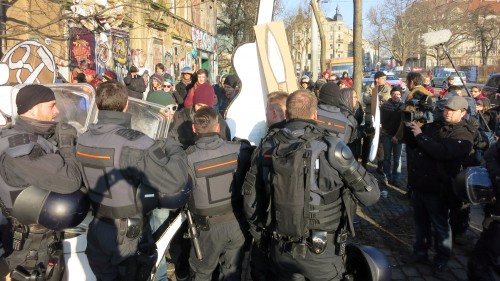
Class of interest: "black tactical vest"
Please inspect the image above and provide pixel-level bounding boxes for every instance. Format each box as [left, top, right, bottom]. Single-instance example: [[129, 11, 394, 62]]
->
[[187, 138, 240, 217], [316, 106, 351, 144], [76, 124, 155, 219], [0, 128, 56, 209]]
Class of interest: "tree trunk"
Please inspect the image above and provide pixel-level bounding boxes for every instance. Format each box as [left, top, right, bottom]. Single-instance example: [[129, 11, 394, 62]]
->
[[353, 0, 362, 100], [310, 0, 326, 73]]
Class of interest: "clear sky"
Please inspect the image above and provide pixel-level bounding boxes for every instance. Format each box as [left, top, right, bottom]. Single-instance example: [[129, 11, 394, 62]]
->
[[278, 0, 379, 36]]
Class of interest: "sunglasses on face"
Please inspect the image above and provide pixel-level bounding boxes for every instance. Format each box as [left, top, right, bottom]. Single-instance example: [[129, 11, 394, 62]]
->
[[164, 85, 172, 88]]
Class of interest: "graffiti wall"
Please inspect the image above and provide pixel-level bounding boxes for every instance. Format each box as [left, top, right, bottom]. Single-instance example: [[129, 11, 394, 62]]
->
[[96, 33, 112, 76], [69, 27, 96, 81], [111, 30, 130, 81]]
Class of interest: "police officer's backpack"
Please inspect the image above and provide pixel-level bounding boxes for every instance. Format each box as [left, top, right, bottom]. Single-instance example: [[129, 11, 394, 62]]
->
[[268, 126, 346, 239]]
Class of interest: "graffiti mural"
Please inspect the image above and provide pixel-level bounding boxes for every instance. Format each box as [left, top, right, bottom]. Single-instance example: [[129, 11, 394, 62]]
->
[[69, 27, 96, 80], [0, 40, 56, 85], [96, 35, 111, 75], [111, 30, 130, 81]]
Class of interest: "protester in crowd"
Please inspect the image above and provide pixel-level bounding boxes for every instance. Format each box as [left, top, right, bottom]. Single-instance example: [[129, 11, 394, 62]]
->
[[175, 67, 195, 108], [155, 63, 172, 81], [341, 71, 349, 79], [213, 73, 228, 113], [423, 76, 435, 96], [380, 86, 404, 187], [149, 73, 164, 96], [338, 78, 353, 89], [102, 71, 116, 82], [219, 74, 241, 117], [147, 78, 177, 107], [124, 65, 147, 99], [471, 86, 491, 109], [183, 68, 210, 108]]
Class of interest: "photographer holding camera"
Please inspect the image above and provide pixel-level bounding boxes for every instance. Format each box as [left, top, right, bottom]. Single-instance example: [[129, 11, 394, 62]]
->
[[402, 96, 475, 279], [124, 65, 147, 99]]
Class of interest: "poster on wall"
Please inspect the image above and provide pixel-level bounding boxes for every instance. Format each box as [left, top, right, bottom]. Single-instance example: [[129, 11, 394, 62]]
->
[[152, 38, 163, 69], [111, 30, 130, 81], [460, 66, 478, 83], [69, 27, 96, 81]]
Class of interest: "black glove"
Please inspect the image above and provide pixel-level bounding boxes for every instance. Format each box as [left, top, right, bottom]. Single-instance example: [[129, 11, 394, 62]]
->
[[56, 123, 77, 157], [363, 126, 375, 137]]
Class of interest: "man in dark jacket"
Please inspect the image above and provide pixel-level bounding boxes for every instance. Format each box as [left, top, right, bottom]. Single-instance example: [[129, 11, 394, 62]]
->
[[380, 86, 404, 186], [124, 65, 147, 99], [243, 89, 379, 281], [403, 96, 475, 280], [77, 81, 189, 281], [175, 67, 194, 107], [169, 83, 231, 149]]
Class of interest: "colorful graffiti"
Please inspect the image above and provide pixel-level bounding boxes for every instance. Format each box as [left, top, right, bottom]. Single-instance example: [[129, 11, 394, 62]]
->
[[111, 30, 130, 81], [69, 28, 96, 71]]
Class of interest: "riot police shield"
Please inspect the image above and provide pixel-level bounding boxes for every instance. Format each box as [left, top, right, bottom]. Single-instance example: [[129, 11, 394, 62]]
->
[[5, 83, 97, 134], [454, 166, 495, 205], [345, 243, 392, 281], [127, 97, 176, 140]]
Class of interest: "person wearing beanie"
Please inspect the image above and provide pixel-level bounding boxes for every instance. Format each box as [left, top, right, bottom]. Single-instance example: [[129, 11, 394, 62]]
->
[[218, 74, 241, 116], [168, 82, 231, 149], [316, 81, 357, 144], [213, 73, 228, 113], [183, 68, 210, 108], [175, 66, 195, 108], [124, 65, 147, 99], [102, 70, 116, 82], [149, 73, 164, 95], [1, 84, 82, 279]]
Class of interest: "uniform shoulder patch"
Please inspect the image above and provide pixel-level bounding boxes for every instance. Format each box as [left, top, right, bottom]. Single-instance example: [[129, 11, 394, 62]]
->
[[115, 128, 145, 141], [185, 145, 196, 155]]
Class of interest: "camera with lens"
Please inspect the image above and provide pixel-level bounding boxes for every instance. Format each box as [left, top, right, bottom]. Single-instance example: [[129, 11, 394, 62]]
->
[[402, 92, 446, 124]]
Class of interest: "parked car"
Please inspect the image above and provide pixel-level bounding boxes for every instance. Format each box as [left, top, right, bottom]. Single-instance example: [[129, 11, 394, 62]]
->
[[483, 73, 500, 104], [386, 75, 407, 91], [431, 69, 467, 87]]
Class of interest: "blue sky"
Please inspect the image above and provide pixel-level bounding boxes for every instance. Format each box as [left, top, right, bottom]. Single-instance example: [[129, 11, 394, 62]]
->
[[278, 0, 378, 36]]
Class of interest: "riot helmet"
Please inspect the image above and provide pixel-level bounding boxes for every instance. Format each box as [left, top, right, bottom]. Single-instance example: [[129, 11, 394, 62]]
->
[[12, 186, 90, 231], [345, 243, 392, 281], [453, 166, 495, 205], [137, 176, 193, 214]]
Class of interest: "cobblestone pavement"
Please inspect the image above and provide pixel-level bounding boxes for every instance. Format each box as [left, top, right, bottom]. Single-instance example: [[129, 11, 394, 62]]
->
[[353, 146, 484, 281]]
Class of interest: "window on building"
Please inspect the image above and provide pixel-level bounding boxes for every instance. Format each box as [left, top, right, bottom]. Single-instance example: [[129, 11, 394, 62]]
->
[[338, 44, 340, 48], [338, 26, 340, 30]]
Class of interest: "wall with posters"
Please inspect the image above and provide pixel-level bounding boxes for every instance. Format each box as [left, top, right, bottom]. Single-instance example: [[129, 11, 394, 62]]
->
[[111, 30, 130, 81], [69, 27, 96, 81]]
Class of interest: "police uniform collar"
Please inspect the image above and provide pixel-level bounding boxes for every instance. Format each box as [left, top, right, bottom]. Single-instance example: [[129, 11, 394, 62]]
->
[[195, 132, 220, 142], [97, 110, 132, 128], [15, 116, 57, 138], [318, 104, 340, 112], [195, 133, 224, 149], [269, 120, 286, 131], [285, 119, 317, 131]]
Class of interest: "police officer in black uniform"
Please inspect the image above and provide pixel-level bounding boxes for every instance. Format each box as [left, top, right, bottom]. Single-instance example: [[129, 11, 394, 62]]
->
[[316, 82, 356, 144], [76, 81, 189, 281], [0, 84, 84, 280], [243, 89, 380, 280], [186, 106, 251, 280]]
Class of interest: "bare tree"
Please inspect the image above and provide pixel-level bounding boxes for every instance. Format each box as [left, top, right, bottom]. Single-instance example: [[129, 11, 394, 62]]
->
[[465, 5, 500, 66], [285, 6, 311, 76], [310, 0, 326, 72], [353, 0, 362, 98]]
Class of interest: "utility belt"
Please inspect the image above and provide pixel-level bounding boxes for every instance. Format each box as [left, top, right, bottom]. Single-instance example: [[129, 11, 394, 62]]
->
[[192, 212, 236, 231], [95, 216, 143, 244], [272, 228, 348, 258], [10, 227, 64, 281]]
